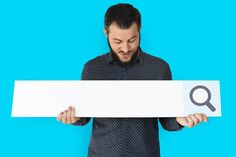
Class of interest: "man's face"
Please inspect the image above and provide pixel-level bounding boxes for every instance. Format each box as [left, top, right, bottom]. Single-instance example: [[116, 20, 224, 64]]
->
[[105, 22, 140, 64]]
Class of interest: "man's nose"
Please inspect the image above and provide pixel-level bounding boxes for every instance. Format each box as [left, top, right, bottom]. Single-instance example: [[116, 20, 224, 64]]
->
[[121, 42, 130, 53]]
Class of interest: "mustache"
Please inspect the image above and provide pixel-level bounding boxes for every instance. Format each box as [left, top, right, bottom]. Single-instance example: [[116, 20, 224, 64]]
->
[[117, 51, 133, 54], [111, 50, 138, 68], [107, 38, 139, 68]]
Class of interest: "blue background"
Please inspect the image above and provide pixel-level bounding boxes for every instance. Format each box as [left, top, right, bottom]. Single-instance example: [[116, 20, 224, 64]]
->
[[0, 0, 235, 156]]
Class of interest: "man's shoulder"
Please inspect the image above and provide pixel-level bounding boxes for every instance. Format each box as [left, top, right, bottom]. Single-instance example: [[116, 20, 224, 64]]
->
[[84, 52, 109, 68], [141, 51, 170, 68]]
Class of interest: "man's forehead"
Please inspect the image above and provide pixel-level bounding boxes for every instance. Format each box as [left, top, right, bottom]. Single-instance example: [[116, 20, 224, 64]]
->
[[108, 22, 139, 39]]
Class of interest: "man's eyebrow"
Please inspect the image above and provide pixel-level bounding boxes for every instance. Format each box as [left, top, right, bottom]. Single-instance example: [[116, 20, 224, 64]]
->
[[113, 38, 122, 41], [113, 36, 137, 41], [128, 36, 137, 41]]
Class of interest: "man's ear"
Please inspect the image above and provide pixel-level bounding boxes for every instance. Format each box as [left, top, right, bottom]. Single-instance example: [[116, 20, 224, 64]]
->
[[104, 28, 108, 38]]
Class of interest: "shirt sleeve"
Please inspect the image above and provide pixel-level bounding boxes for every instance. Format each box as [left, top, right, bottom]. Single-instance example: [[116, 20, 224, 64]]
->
[[158, 63, 184, 131], [72, 63, 92, 126], [159, 118, 184, 131], [72, 117, 91, 126]]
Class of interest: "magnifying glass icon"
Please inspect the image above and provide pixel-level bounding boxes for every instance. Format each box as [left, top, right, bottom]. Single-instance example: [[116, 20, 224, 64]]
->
[[189, 85, 216, 112]]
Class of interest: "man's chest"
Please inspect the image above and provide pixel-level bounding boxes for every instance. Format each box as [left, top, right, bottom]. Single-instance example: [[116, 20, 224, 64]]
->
[[91, 64, 166, 80]]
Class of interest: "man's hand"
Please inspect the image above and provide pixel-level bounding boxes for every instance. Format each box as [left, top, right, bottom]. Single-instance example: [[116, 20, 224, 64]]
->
[[56, 106, 80, 124], [176, 113, 208, 128]]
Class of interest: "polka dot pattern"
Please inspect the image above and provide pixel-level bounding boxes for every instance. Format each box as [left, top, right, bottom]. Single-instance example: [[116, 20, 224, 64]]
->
[[73, 49, 183, 156]]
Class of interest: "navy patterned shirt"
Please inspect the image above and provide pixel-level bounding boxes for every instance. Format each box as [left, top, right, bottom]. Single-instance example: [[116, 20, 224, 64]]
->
[[73, 48, 183, 157]]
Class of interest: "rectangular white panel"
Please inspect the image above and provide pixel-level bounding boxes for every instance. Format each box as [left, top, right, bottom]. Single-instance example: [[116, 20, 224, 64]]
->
[[12, 80, 221, 117]]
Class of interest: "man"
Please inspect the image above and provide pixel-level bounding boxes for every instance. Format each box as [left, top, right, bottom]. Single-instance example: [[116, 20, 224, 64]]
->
[[57, 3, 208, 157]]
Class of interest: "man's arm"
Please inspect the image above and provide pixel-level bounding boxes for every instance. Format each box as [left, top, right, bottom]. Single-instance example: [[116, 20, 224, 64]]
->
[[159, 118, 184, 131], [71, 63, 92, 126], [159, 62, 208, 130], [158, 63, 184, 131], [57, 63, 92, 126]]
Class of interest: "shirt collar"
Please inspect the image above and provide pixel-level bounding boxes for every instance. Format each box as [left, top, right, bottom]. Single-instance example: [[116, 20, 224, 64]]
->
[[106, 47, 144, 65]]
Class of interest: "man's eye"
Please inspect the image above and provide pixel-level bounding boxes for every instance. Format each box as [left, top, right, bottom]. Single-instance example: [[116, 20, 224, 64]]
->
[[128, 39, 136, 43], [114, 41, 121, 44]]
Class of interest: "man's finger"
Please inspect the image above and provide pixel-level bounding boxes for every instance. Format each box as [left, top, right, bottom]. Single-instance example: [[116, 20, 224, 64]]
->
[[71, 107, 77, 123], [186, 115, 194, 128], [194, 113, 204, 123], [57, 112, 63, 121], [190, 114, 199, 126], [62, 110, 68, 124], [67, 106, 72, 124], [201, 113, 208, 122]]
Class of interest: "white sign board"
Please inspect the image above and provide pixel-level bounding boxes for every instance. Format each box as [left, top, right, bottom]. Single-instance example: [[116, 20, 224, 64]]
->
[[12, 80, 221, 117]]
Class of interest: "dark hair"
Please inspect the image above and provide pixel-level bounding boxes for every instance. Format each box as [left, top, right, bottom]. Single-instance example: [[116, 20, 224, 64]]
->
[[105, 3, 141, 31]]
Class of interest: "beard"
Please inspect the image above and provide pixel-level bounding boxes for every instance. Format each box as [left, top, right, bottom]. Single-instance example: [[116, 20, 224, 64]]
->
[[107, 39, 140, 68]]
